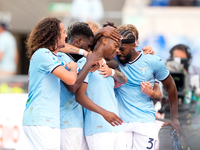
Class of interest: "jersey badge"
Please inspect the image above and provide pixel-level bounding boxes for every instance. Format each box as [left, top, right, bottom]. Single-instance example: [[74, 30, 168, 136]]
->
[[139, 67, 148, 75]]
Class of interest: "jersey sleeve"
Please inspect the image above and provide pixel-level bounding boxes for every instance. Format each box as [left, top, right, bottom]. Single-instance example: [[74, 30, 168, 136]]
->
[[57, 52, 73, 70], [37, 49, 62, 73], [155, 79, 160, 83], [154, 57, 170, 81], [77, 57, 87, 73]]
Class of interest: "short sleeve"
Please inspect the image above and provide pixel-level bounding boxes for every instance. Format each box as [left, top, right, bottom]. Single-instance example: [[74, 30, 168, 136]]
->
[[84, 72, 90, 83], [77, 57, 87, 73], [155, 79, 159, 83], [35, 49, 62, 73], [154, 57, 170, 81]]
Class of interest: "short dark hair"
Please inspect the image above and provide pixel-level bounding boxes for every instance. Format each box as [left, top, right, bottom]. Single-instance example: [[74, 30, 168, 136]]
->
[[103, 21, 116, 28], [119, 30, 135, 42], [169, 44, 192, 64], [67, 22, 94, 41]]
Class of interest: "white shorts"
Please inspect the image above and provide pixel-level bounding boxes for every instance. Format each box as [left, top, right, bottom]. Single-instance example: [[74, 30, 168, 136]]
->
[[86, 132, 126, 150], [123, 122, 158, 150], [60, 128, 89, 150], [23, 126, 60, 150]]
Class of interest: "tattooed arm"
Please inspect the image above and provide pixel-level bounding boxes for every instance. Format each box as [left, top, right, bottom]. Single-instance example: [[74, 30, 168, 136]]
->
[[59, 43, 88, 57], [98, 64, 127, 84], [112, 69, 127, 84]]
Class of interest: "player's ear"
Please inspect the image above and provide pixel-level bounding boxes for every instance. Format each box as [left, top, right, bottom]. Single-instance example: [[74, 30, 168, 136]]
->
[[135, 39, 139, 45], [77, 38, 83, 46], [102, 37, 107, 46], [131, 43, 136, 48]]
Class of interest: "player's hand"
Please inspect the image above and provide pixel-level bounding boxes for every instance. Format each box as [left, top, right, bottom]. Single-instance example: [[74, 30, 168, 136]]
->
[[142, 46, 155, 55], [101, 26, 122, 42], [98, 64, 112, 77], [87, 52, 101, 65], [101, 110, 123, 126], [65, 61, 77, 71], [89, 57, 105, 73], [140, 81, 153, 97], [161, 118, 180, 135]]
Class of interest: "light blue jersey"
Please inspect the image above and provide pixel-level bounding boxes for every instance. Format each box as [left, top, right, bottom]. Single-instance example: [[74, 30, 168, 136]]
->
[[58, 52, 85, 129], [23, 48, 62, 128], [81, 58, 123, 136], [0, 31, 17, 73], [115, 51, 169, 123]]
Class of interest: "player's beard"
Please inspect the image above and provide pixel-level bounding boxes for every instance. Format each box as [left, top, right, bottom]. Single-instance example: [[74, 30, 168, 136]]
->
[[117, 51, 132, 65]]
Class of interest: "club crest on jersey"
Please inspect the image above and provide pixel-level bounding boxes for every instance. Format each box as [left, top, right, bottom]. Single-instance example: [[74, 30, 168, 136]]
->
[[139, 67, 148, 75]]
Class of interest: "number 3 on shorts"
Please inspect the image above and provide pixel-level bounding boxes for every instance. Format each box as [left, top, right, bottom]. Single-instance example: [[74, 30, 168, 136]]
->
[[146, 138, 154, 149]]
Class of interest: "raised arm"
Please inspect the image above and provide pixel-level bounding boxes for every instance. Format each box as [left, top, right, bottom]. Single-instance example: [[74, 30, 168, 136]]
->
[[75, 83, 123, 126], [59, 43, 88, 57], [93, 26, 121, 45], [63, 52, 100, 93]]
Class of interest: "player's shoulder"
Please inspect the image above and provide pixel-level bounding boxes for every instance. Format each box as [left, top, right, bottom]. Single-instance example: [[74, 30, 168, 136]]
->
[[35, 48, 52, 55], [77, 57, 86, 64], [57, 52, 72, 61], [33, 48, 57, 62]]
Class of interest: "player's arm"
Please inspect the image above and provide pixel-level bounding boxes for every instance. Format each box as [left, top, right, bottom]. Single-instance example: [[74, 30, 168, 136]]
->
[[98, 64, 127, 84], [75, 83, 123, 126], [140, 82, 162, 101], [93, 26, 121, 45], [63, 53, 100, 93], [106, 58, 119, 69], [161, 75, 180, 134], [59, 43, 88, 57], [52, 61, 77, 85]]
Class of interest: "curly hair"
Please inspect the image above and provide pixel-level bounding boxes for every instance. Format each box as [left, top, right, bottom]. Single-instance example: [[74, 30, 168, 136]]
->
[[26, 17, 61, 59], [67, 21, 94, 41]]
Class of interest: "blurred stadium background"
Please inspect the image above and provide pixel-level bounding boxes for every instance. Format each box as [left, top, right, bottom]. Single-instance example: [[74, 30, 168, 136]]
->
[[0, 0, 200, 149]]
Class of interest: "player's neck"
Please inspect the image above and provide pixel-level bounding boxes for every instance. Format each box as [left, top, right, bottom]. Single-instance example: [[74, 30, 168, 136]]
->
[[93, 45, 104, 58], [130, 50, 140, 62]]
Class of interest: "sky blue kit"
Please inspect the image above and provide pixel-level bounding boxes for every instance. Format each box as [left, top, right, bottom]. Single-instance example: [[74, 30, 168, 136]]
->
[[81, 57, 123, 136], [58, 52, 84, 129], [23, 48, 62, 128], [115, 51, 169, 123]]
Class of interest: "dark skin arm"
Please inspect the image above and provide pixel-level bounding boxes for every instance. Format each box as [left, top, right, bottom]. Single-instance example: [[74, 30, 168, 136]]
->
[[93, 26, 121, 45], [140, 82, 162, 101], [106, 58, 119, 69], [161, 75, 180, 134], [63, 52, 100, 93], [75, 83, 123, 126]]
